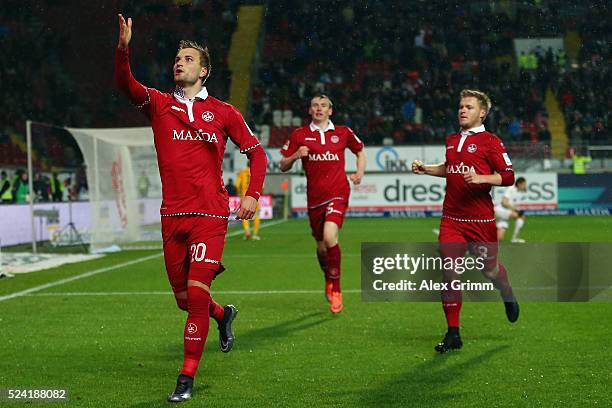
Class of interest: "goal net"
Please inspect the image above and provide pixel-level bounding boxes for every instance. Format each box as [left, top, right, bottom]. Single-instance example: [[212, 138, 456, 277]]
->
[[66, 127, 163, 252]]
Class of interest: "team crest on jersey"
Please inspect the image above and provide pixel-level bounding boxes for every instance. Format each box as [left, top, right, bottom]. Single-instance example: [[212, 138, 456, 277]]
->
[[187, 323, 198, 334], [467, 144, 477, 153], [331, 135, 340, 143], [202, 111, 214, 122]]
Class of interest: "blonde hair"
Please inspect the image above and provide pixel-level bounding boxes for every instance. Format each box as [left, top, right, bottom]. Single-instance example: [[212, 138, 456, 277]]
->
[[177, 40, 211, 83], [460, 89, 492, 118], [311, 93, 334, 107]]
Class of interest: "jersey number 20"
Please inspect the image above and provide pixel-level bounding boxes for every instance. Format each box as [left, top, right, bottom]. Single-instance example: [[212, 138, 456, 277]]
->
[[190, 243, 207, 262]]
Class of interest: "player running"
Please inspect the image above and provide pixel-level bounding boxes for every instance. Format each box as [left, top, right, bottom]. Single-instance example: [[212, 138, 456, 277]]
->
[[412, 89, 519, 353], [115, 15, 267, 402], [280, 94, 366, 314], [495, 177, 527, 243]]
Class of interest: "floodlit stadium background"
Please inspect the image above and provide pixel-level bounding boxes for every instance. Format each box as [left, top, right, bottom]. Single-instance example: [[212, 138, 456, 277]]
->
[[0, 1, 611, 407]]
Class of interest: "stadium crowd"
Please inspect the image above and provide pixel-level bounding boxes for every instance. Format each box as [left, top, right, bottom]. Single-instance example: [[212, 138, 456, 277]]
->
[[0, 0, 610, 173], [553, 12, 612, 146], [251, 1, 611, 147], [0, 0, 236, 165]]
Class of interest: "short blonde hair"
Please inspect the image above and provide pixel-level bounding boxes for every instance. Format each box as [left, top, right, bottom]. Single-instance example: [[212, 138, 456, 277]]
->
[[311, 93, 333, 107], [177, 40, 211, 84], [460, 89, 491, 116]]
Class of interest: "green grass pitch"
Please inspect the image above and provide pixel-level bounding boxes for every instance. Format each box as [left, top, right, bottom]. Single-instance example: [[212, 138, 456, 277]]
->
[[1, 216, 611, 407]]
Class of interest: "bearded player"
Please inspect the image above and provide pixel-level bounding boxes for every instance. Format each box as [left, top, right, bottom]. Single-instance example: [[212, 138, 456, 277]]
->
[[280, 94, 366, 314], [412, 89, 519, 353], [115, 15, 267, 402]]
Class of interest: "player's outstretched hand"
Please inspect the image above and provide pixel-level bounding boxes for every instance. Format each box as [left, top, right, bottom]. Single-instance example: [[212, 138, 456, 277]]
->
[[350, 172, 363, 185], [235, 195, 258, 220], [463, 172, 483, 184], [117, 14, 132, 50], [295, 146, 309, 159], [412, 160, 426, 174]]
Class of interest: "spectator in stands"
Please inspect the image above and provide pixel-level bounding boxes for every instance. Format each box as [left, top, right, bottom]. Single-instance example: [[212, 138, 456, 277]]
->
[[11, 169, 23, 203], [14, 171, 29, 204], [50, 172, 64, 202], [64, 177, 76, 201], [33, 173, 50, 202], [0, 171, 13, 203]]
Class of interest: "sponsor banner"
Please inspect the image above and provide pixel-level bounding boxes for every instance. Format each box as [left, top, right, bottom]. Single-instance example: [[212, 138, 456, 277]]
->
[[492, 173, 558, 209], [558, 173, 612, 209], [290, 173, 558, 213], [234, 145, 446, 173], [0, 199, 163, 247], [291, 208, 612, 218], [228, 195, 273, 219]]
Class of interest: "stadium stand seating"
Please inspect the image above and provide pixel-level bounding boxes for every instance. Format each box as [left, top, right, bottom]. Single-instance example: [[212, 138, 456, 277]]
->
[[0, 0, 610, 167], [251, 1, 611, 152], [0, 0, 236, 167]]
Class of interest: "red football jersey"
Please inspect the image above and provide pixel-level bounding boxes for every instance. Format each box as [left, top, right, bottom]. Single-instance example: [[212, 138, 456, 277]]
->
[[443, 126, 515, 221], [281, 121, 364, 208], [115, 48, 267, 218]]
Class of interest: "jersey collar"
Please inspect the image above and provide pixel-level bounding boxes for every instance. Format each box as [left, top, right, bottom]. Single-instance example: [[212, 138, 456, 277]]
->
[[173, 86, 209, 102], [309, 120, 335, 132], [460, 124, 485, 137]]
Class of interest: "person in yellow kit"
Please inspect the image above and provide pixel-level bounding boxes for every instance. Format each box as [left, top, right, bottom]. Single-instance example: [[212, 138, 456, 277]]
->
[[236, 163, 261, 240], [572, 148, 592, 174], [1, 171, 14, 203]]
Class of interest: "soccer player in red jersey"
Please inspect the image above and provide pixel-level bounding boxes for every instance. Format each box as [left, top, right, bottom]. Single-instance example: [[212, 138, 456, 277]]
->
[[279, 94, 366, 314], [115, 15, 267, 402], [412, 89, 519, 353]]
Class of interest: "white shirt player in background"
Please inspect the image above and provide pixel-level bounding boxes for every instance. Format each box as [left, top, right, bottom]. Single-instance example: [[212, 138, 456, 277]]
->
[[495, 177, 527, 242]]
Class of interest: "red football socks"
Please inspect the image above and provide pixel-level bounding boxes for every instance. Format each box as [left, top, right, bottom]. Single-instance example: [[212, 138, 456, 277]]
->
[[327, 244, 341, 292], [493, 263, 514, 301], [442, 287, 462, 328], [316, 249, 328, 276], [181, 286, 211, 378], [209, 298, 225, 322]]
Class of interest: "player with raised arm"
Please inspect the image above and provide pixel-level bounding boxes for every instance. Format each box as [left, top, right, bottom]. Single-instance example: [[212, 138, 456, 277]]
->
[[115, 15, 267, 402], [495, 177, 527, 242], [412, 89, 519, 353], [280, 95, 365, 314]]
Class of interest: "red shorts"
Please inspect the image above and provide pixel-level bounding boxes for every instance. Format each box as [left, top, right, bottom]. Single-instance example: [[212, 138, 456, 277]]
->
[[438, 216, 498, 270], [307, 200, 348, 241], [161, 215, 228, 292]]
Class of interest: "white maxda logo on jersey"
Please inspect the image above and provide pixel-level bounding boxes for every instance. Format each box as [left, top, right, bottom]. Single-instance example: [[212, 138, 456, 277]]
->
[[172, 129, 219, 143], [446, 162, 476, 174], [308, 151, 339, 161]]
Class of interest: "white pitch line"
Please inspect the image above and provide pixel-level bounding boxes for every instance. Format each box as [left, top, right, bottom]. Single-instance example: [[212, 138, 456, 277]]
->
[[0, 253, 162, 302], [0, 219, 288, 303], [27, 289, 363, 297]]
